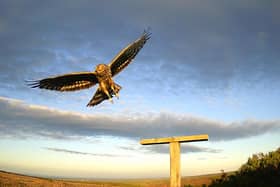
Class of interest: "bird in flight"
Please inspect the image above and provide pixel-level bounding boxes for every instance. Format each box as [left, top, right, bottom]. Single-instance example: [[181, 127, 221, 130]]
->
[[28, 31, 151, 107]]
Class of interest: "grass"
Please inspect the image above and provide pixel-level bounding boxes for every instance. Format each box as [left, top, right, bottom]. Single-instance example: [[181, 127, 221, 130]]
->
[[0, 170, 225, 187]]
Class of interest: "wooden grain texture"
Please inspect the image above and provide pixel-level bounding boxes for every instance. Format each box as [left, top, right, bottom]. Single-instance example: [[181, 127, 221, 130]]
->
[[140, 134, 209, 145], [170, 142, 181, 187]]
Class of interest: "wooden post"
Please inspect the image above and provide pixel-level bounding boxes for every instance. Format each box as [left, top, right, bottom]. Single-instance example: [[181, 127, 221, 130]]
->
[[170, 141, 180, 187], [140, 134, 208, 187]]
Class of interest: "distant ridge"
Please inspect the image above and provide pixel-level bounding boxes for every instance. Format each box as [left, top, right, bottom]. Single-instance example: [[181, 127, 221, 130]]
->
[[0, 170, 46, 179]]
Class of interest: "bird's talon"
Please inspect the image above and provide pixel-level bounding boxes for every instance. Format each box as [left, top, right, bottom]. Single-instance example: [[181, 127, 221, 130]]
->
[[109, 98, 113, 103]]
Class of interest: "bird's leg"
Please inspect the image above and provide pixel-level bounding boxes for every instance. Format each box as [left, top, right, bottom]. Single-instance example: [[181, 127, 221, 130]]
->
[[104, 89, 113, 103], [111, 83, 121, 99], [111, 85, 119, 99]]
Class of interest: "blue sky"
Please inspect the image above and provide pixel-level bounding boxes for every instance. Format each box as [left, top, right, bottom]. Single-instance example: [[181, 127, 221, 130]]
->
[[0, 0, 279, 178]]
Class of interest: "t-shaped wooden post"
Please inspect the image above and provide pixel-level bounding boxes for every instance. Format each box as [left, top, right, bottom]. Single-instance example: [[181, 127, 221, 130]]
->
[[140, 134, 209, 187]]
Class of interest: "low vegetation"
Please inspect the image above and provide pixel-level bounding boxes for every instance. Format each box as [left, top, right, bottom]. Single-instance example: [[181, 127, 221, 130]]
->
[[208, 147, 280, 187]]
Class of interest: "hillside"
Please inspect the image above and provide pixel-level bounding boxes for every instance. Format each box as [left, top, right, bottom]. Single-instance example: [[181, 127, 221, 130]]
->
[[0, 170, 221, 187]]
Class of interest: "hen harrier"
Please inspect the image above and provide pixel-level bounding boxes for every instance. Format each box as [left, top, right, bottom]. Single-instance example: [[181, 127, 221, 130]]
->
[[28, 31, 151, 107]]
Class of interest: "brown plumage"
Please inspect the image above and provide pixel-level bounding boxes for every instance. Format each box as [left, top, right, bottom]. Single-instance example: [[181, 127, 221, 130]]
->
[[27, 31, 151, 107]]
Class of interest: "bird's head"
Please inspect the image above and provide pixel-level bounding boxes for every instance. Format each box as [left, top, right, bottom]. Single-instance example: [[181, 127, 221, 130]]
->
[[95, 64, 110, 77]]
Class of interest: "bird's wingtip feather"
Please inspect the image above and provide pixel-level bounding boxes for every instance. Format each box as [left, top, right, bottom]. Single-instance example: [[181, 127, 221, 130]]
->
[[143, 28, 152, 40], [25, 80, 40, 88]]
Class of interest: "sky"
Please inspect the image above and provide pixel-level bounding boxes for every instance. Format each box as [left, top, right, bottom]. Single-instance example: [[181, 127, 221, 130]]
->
[[0, 0, 280, 179]]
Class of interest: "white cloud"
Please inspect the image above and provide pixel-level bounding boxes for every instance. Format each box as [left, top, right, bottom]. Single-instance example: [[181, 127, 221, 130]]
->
[[0, 97, 279, 141], [0, 0, 279, 98], [44, 147, 126, 157], [119, 144, 222, 154]]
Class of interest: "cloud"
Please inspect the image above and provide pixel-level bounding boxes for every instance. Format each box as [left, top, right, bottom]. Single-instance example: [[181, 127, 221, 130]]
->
[[0, 0, 280, 100], [44, 147, 124, 157], [144, 144, 222, 154], [0, 97, 279, 141], [119, 144, 221, 154]]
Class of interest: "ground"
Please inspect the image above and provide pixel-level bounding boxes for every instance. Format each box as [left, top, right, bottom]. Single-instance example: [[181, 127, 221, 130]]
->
[[0, 170, 224, 187]]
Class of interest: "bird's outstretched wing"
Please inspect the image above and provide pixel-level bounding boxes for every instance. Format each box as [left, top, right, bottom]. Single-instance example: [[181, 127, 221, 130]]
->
[[27, 72, 98, 91], [109, 31, 151, 77]]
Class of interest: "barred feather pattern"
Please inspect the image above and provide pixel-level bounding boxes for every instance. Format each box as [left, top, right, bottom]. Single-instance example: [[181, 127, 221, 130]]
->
[[26, 72, 98, 92], [109, 31, 151, 77], [60, 81, 94, 91]]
